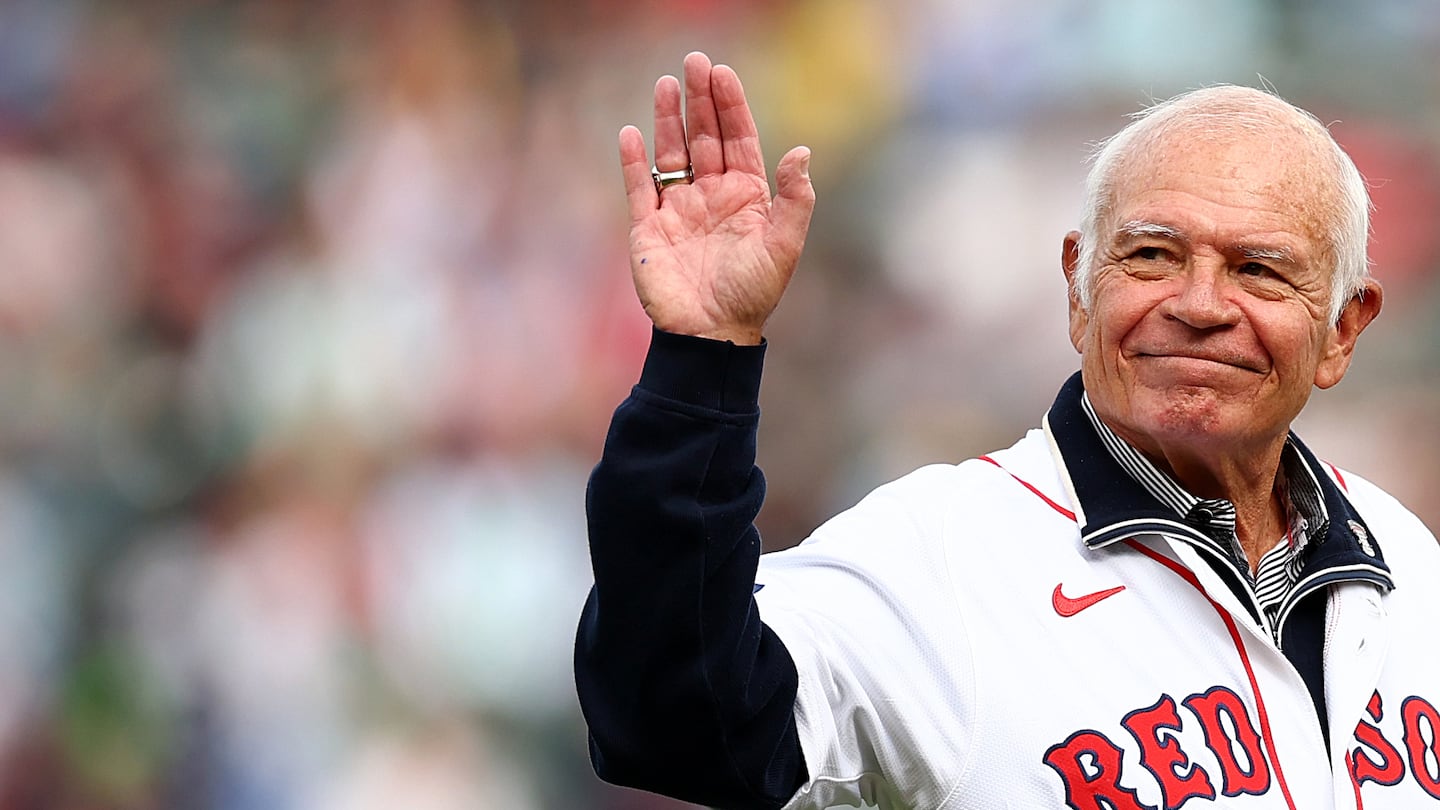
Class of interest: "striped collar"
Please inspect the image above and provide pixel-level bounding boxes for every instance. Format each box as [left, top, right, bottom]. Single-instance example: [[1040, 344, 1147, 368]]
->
[[1078, 391, 1329, 576], [1043, 372, 1394, 610]]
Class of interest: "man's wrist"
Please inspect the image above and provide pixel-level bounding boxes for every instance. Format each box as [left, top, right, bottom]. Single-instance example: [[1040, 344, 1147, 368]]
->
[[692, 326, 764, 346]]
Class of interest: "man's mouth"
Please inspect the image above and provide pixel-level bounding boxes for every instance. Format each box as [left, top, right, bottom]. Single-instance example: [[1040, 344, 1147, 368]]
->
[[1133, 352, 1264, 374]]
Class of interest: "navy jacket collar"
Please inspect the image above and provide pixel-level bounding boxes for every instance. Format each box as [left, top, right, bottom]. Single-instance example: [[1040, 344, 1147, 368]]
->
[[1044, 371, 1394, 594]]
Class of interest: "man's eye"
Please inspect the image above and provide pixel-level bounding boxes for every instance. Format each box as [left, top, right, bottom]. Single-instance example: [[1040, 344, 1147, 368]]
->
[[1238, 262, 1270, 276], [1133, 247, 1168, 261]]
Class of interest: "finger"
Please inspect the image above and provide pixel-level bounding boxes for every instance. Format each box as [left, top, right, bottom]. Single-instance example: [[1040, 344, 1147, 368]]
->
[[711, 64, 764, 177], [619, 125, 658, 219], [767, 146, 816, 263], [682, 52, 723, 180], [652, 74, 689, 172]]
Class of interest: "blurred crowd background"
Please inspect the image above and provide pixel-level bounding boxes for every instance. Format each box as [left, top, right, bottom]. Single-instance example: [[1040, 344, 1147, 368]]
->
[[0, 0, 1438, 807]]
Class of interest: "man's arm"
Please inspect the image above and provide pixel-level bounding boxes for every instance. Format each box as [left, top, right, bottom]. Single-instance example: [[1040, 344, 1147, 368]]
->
[[575, 329, 805, 808], [575, 51, 817, 808]]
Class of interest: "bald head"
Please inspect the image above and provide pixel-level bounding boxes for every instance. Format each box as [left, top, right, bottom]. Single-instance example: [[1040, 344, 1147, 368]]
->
[[1074, 86, 1371, 323]]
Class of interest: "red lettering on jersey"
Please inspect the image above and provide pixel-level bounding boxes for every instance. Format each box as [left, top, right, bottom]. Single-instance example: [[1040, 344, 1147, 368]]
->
[[1402, 696, 1440, 798], [1121, 695, 1216, 809], [1182, 686, 1271, 797], [1043, 730, 1155, 810], [1351, 690, 1405, 787]]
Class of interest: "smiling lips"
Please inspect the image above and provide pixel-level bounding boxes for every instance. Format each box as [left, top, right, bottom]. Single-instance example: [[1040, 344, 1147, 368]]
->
[[1131, 350, 1265, 374]]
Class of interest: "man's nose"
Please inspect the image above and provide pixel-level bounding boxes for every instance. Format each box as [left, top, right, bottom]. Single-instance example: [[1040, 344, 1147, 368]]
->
[[1163, 260, 1242, 329]]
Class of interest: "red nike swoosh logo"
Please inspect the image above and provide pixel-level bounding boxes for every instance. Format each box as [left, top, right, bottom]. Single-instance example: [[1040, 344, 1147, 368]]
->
[[1052, 583, 1126, 617]]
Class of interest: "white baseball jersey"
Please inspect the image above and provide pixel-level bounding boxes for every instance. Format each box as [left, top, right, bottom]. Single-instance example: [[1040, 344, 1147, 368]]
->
[[754, 418, 1440, 809]]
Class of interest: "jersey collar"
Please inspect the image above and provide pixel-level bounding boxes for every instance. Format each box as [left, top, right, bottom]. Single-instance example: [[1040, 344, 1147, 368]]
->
[[1042, 371, 1394, 596]]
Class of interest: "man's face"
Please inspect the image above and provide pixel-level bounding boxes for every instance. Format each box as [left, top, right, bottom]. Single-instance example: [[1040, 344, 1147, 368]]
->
[[1063, 129, 1381, 465]]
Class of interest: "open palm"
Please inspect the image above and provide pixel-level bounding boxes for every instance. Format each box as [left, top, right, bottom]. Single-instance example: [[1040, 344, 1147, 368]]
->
[[619, 53, 815, 346]]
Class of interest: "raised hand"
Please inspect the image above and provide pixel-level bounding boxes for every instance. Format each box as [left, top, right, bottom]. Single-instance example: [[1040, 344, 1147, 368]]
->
[[619, 52, 815, 345]]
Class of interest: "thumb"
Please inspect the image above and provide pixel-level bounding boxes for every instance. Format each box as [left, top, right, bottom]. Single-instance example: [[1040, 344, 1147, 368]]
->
[[769, 146, 816, 261]]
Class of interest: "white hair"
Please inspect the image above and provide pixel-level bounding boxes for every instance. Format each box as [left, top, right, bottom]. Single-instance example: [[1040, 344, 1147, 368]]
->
[[1073, 86, 1372, 324]]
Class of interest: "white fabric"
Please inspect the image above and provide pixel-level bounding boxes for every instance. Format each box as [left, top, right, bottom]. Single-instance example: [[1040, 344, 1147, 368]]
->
[[754, 428, 1440, 809]]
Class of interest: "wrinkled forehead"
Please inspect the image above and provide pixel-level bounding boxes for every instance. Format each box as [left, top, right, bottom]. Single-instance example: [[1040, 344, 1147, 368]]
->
[[1107, 122, 1342, 250]]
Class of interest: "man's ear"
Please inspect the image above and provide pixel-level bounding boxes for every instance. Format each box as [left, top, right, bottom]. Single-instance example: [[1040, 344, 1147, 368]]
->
[[1315, 278, 1384, 389], [1062, 230, 1087, 353]]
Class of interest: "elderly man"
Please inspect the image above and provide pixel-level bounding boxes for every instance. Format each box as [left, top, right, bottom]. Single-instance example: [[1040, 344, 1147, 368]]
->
[[575, 52, 1440, 809]]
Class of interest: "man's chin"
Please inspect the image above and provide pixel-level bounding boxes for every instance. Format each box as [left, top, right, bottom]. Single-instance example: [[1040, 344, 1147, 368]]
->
[[1134, 388, 1236, 444]]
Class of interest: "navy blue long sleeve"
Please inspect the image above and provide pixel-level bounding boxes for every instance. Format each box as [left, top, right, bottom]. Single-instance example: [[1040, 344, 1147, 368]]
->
[[574, 328, 807, 809]]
